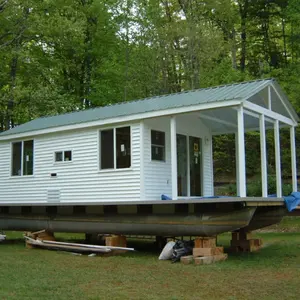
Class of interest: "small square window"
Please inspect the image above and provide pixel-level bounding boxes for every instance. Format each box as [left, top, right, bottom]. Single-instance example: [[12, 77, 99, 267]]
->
[[55, 152, 63, 162], [64, 151, 72, 161], [55, 151, 72, 162]]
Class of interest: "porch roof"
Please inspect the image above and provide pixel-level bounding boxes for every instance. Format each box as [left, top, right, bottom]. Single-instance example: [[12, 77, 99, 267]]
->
[[0, 78, 298, 139]]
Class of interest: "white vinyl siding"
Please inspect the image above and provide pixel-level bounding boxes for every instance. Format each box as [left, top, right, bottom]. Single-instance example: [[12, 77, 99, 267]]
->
[[144, 118, 172, 200], [143, 115, 214, 200], [0, 124, 141, 204]]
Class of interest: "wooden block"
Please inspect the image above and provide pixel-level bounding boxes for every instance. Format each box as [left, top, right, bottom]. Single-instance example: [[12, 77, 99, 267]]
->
[[254, 239, 262, 247], [193, 247, 223, 257], [213, 254, 228, 262], [231, 232, 239, 241], [202, 237, 216, 248], [105, 235, 127, 247], [194, 256, 214, 265], [232, 231, 252, 241], [238, 231, 252, 241], [180, 255, 194, 265], [37, 231, 55, 241], [194, 238, 203, 248], [230, 239, 257, 248]]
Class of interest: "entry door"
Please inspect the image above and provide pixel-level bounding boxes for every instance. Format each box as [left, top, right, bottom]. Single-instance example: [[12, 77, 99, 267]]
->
[[177, 135, 202, 197], [189, 136, 202, 196]]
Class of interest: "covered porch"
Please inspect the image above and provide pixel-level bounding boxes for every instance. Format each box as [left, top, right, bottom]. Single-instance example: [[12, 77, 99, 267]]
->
[[168, 79, 299, 200]]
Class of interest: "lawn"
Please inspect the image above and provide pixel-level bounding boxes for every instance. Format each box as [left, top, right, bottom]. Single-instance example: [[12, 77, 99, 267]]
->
[[1, 218, 300, 300]]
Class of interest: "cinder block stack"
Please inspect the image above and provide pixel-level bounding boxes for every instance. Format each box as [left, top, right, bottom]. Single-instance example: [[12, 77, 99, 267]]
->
[[180, 237, 228, 265], [229, 231, 262, 253]]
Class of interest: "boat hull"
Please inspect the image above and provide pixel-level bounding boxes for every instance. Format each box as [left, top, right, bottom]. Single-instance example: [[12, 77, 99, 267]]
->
[[0, 207, 256, 236]]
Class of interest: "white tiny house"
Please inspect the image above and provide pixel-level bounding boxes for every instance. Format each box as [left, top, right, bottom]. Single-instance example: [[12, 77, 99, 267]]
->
[[0, 79, 298, 206]]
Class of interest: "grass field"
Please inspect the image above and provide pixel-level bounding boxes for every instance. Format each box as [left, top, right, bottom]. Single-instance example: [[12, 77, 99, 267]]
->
[[1, 218, 300, 300]]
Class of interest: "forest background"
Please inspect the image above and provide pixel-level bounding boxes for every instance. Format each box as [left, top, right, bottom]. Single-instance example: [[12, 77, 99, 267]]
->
[[1, 0, 300, 186]]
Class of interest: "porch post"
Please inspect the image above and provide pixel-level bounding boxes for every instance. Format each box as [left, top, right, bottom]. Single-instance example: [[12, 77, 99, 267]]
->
[[290, 126, 298, 192], [259, 115, 268, 197], [274, 120, 282, 197], [235, 132, 240, 196], [170, 116, 178, 200], [237, 106, 246, 197]]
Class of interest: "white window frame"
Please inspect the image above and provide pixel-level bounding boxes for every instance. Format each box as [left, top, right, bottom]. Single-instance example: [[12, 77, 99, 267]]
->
[[151, 130, 166, 162], [99, 125, 132, 171], [54, 150, 73, 163], [10, 139, 34, 177]]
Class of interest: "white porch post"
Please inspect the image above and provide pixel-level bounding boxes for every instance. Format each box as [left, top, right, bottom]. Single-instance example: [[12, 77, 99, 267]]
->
[[259, 115, 268, 197], [170, 116, 178, 200], [235, 132, 240, 196], [237, 106, 246, 197], [140, 121, 145, 200], [274, 120, 282, 197], [290, 126, 298, 192]]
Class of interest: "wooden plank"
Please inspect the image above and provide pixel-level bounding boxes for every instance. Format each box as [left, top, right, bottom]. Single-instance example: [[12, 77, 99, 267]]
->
[[193, 247, 224, 257], [180, 255, 194, 265], [213, 254, 228, 262], [194, 238, 203, 248], [194, 256, 214, 265]]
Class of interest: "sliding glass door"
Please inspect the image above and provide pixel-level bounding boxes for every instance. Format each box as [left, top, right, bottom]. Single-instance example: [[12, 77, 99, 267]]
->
[[177, 135, 202, 197]]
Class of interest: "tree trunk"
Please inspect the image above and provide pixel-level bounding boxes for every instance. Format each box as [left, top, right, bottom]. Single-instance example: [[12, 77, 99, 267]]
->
[[238, 0, 249, 72]]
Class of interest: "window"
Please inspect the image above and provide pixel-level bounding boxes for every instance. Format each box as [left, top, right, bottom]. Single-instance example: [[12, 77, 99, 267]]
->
[[151, 130, 165, 161], [12, 140, 34, 176], [100, 126, 131, 169], [55, 151, 72, 162]]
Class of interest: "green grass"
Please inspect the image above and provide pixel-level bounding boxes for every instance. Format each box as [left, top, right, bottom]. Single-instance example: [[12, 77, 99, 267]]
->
[[1, 227, 300, 300]]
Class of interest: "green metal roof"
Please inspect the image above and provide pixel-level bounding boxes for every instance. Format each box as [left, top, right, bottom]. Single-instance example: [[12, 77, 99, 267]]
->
[[0, 78, 295, 137]]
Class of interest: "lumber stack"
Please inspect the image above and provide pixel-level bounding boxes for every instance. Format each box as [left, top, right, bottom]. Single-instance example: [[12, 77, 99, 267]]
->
[[229, 232, 262, 253], [181, 237, 228, 265], [24, 233, 134, 255], [25, 230, 55, 248]]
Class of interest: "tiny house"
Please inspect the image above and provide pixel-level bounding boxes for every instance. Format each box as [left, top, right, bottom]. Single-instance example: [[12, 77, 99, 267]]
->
[[0, 79, 298, 207]]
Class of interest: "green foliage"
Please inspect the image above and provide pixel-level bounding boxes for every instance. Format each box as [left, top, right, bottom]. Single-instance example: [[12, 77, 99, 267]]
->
[[0, 0, 299, 179]]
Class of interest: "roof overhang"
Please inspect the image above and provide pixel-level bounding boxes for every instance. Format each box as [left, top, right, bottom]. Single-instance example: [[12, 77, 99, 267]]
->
[[0, 99, 242, 141]]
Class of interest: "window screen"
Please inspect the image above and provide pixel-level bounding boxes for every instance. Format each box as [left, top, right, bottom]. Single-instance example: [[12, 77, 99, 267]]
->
[[55, 152, 63, 162], [151, 130, 165, 161], [23, 140, 34, 175], [116, 127, 131, 169], [101, 129, 114, 169], [12, 142, 22, 176]]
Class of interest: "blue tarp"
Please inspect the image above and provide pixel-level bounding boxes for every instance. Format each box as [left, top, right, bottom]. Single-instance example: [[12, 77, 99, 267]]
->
[[284, 192, 300, 212]]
